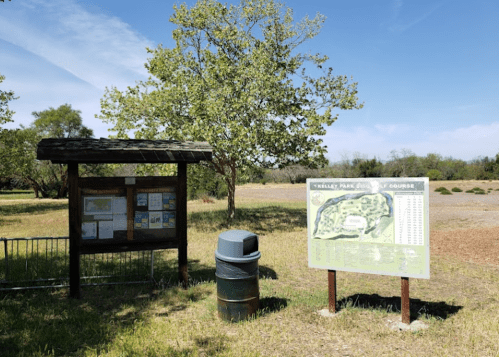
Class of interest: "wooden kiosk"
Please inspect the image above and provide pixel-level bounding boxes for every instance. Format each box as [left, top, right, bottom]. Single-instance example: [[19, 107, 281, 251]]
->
[[37, 138, 213, 298]]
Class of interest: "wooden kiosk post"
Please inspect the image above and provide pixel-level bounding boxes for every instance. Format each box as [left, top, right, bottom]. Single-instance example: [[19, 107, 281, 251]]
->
[[37, 138, 212, 297], [68, 162, 81, 299]]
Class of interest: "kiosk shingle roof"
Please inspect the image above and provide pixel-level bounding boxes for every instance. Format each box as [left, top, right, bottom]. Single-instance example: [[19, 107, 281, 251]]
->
[[37, 138, 213, 164]]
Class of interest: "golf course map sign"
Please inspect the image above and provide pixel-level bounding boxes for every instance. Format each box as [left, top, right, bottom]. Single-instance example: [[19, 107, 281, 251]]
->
[[307, 178, 430, 279]]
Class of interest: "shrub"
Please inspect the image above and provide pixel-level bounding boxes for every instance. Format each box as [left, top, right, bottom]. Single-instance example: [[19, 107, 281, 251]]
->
[[427, 169, 443, 181], [470, 187, 486, 194], [199, 193, 215, 203], [187, 164, 228, 200], [451, 187, 463, 192], [434, 187, 448, 192], [440, 189, 452, 195], [465, 189, 474, 193]]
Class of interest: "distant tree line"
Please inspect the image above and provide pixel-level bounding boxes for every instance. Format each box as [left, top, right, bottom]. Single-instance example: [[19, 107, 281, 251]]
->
[[244, 150, 499, 184]]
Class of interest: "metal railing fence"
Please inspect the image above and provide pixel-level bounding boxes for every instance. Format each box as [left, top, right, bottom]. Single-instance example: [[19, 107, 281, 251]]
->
[[0, 237, 174, 291]]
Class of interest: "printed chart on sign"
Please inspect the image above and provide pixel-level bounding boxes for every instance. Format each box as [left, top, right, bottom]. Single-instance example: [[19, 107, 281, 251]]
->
[[307, 178, 430, 279]]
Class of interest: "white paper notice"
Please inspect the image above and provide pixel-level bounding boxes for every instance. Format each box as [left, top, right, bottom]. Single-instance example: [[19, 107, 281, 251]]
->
[[82, 222, 97, 239], [149, 211, 163, 229], [113, 197, 127, 214], [148, 193, 163, 211], [99, 221, 114, 239], [113, 214, 127, 231]]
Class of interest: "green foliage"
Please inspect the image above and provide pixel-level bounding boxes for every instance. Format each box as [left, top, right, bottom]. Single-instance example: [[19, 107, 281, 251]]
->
[[427, 169, 443, 181], [187, 164, 228, 200], [434, 186, 452, 194], [384, 149, 425, 177], [434, 187, 448, 192], [356, 158, 383, 177], [0, 73, 18, 127], [1, 105, 99, 198], [451, 187, 463, 192], [466, 187, 486, 194], [31, 104, 93, 138], [97, 0, 362, 219]]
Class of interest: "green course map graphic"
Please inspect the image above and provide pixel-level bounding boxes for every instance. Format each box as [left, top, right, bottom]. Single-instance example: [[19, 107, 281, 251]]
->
[[84, 197, 113, 215], [313, 192, 393, 243]]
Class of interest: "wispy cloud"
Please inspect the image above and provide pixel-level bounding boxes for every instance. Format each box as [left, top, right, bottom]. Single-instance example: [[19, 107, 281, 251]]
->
[[374, 123, 410, 135], [324, 122, 499, 162], [392, 0, 404, 20], [388, 2, 443, 33], [0, 0, 154, 90]]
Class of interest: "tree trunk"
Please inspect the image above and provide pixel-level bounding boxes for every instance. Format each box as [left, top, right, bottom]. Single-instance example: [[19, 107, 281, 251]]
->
[[26, 176, 42, 199], [57, 166, 68, 199], [226, 159, 237, 222]]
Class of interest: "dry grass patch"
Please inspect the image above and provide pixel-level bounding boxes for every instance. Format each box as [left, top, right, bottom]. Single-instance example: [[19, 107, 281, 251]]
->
[[1, 186, 499, 356]]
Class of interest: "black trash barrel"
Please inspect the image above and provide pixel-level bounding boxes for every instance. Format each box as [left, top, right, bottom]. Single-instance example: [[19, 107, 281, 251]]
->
[[215, 230, 261, 322]]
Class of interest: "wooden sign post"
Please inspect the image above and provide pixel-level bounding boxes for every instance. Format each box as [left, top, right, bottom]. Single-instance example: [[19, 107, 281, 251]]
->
[[328, 270, 336, 314], [401, 277, 410, 324]]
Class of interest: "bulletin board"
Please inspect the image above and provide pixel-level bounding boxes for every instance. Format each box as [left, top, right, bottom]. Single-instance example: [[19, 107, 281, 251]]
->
[[77, 176, 182, 254]]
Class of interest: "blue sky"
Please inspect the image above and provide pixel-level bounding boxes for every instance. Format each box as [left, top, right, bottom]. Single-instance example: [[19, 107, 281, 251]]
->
[[1, 0, 498, 163]]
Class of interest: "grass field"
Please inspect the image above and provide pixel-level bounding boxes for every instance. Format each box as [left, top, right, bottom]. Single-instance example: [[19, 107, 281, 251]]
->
[[0, 185, 498, 356]]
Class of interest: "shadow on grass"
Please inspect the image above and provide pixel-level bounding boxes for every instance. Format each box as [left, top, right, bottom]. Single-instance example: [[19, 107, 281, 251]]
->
[[0, 202, 68, 216], [0, 257, 217, 357], [259, 296, 288, 316], [188, 205, 307, 234], [0, 190, 34, 195], [338, 293, 463, 321]]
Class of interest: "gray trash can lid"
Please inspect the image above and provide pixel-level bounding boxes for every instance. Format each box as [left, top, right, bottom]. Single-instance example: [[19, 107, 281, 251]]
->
[[215, 230, 261, 263]]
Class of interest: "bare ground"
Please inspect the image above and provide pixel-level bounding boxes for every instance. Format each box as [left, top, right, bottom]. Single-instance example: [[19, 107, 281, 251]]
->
[[236, 180, 499, 267]]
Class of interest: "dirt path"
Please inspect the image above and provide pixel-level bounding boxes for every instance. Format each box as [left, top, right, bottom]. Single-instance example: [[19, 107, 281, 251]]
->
[[236, 181, 499, 267]]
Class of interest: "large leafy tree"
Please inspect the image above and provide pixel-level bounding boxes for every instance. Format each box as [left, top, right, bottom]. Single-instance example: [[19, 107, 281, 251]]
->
[[31, 104, 94, 138], [1, 103, 109, 198], [98, 0, 363, 219], [27, 104, 98, 198], [0, 73, 17, 128], [0, 73, 20, 180]]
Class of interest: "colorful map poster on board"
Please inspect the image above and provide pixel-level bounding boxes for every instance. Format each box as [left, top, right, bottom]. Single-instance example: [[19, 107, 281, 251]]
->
[[84, 197, 113, 215], [307, 178, 430, 279], [137, 193, 148, 206], [163, 193, 176, 210], [134, 212, 149, 229], [162, 212, 176, 228]]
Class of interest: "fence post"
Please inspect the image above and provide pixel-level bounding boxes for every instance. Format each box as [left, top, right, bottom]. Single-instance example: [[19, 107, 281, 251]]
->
[[2, 239, 8, 283], [150, 250, 155, 282]]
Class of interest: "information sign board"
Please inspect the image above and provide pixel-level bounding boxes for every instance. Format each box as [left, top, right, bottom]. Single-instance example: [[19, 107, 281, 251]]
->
[[79, 182, 177, 244], [307, 178, 429, 279]]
